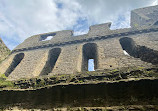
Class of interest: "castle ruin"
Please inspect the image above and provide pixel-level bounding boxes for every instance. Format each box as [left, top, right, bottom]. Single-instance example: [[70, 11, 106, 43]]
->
[[0, 5, 158, 81], [0, 5, 158, 110]]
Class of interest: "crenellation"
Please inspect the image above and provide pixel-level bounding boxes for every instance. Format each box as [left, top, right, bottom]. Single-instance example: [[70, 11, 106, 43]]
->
[[12, 25, 158, 54], [88, 22, 112, 36]]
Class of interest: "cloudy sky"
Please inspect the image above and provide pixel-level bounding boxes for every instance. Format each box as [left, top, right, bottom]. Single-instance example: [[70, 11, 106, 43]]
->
[[0, 0, 157, 50]]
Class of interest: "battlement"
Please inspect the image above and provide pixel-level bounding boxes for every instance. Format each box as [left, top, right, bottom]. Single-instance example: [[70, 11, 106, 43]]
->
[[13, 22, 113, 51], [12, 6, 158, 52], [12, 25, 158, 53], [0, 5, 158, 81]]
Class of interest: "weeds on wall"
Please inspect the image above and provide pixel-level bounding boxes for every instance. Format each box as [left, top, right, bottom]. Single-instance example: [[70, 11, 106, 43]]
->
[[0, 73, 14, 89]]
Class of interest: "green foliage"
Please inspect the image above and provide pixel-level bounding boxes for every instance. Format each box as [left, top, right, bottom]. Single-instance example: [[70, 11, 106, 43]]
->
[[0, 73, 14, 88], [134, 23, 139, 27], [0, 73, 7, 79], [109, 69, 119, 73], [78, 80, 83, 83], [0, 80, 14, 88], [137, 67, 145, 70]]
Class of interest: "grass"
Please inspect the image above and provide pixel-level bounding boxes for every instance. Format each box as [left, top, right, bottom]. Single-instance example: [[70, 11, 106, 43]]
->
[[0, 80, 14, 88], [0, 73, 14, 88], [0, 74, 7, 79], [109, 69, 119, 73]]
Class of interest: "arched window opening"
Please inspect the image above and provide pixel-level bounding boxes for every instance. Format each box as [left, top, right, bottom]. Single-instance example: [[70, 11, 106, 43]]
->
[[40, 33, 56, 41], [42, 36, 54, 41], [5, 53, 24, 77], [119, 37, 158, 65], [119, 37, 136, 56], [40, 48, 61, 75], [82, 43, 98, 71], [88, 59, 95, 71], [123, 50, 130, 56]]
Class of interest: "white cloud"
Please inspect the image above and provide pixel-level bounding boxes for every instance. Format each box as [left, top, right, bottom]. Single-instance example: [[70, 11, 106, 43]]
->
[[0, 0, 83, 49], [76, 0, 156, 28], [0, 0, 157, 50], [152, 0, 158, 5]]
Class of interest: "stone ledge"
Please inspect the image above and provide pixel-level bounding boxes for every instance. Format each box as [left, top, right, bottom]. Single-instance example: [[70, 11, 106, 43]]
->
[[1, 67, 157, 90]]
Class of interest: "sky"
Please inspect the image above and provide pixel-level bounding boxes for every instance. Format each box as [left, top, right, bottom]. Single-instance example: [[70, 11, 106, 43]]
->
[[0, 0, 157, 50]]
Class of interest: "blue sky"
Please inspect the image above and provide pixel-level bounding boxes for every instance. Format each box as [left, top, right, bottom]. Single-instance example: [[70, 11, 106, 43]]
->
[[0, 0, 157, 50]]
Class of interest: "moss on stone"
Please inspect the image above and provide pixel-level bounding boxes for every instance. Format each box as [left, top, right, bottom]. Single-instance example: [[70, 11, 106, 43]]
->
[[7, 67, 158, 89]]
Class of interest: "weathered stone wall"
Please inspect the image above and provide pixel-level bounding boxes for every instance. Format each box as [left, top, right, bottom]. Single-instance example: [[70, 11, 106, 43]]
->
[[7, 50, 49, 80], [96, 38, 153, 70], [131, 5, 158, 27], [50, 44, 83, 75], [0, 5, 158, 81], [0, 38, 10, 62]]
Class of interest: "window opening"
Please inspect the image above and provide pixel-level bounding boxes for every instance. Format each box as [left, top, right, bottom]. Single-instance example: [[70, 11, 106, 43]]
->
[[82, 43, 98, 71], [88, 59, 95, 71], [119, 37, 158, 64], [40, 48, 61, 75], [5, 53, 24, 76], [42, 36, 54, 41], [40, 33, 56, 41], [123, 50, 130, 56]]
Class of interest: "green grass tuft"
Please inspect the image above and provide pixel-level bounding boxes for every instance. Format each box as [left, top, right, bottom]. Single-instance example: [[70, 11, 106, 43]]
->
[[0, 73, 7, 79], [0, 73, 14, 88]]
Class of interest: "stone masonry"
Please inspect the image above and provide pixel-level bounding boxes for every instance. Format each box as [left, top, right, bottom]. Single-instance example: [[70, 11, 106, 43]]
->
[[0, 5, 158, 81], [0, 38, 10, 62]]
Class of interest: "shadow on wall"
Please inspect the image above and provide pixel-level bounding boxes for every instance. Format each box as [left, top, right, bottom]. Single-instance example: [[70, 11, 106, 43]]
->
[[82, 43, 98, 71], [154, 21, 158, 25], [5, 53, 24, 77], [119, 37, 158, 65], [40, 48, 61, 75]]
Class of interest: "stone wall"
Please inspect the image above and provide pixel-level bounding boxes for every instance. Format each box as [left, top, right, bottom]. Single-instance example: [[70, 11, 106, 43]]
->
[[0, 5, 158, 81], [0, 38, 10, 62], [131, 5, 158, 27]]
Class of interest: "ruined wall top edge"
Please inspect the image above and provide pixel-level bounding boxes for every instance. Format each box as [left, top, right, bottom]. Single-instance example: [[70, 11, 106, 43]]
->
[[13, 5, 158, 51], [131, 5, 158, 27]]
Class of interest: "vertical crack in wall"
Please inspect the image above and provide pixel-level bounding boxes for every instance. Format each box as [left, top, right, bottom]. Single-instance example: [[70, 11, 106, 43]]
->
[[5, 53, 24, 77], [40, 48, 61, 75], [119, 37, 158, 65], [82, 43, 98, 71]]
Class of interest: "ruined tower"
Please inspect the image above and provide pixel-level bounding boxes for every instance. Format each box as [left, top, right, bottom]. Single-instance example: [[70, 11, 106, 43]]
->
[[0, 5, 158, 81]]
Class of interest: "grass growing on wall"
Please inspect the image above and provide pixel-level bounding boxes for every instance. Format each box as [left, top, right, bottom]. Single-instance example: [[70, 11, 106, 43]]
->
[[0, 73, 14, 88]]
